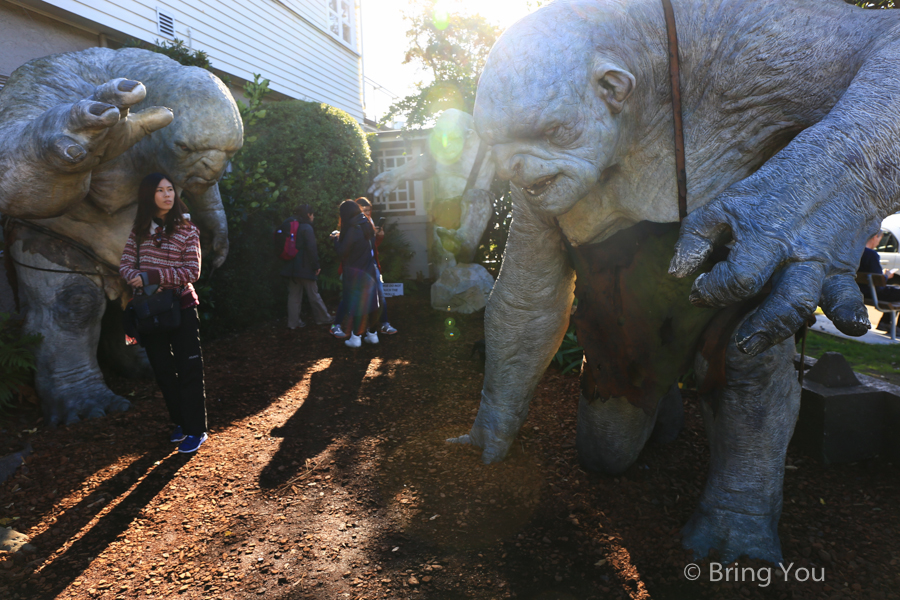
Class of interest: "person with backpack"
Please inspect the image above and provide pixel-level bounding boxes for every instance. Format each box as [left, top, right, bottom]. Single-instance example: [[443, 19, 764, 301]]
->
[[331, 200, 381, 347], [276, 204, 331, 329]]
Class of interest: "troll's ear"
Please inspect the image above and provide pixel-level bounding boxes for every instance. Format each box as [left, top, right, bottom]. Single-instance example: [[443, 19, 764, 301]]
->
[[592, 62, 635, 114]]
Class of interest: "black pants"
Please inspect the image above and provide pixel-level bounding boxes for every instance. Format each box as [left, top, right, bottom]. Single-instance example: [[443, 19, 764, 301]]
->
[[863, 285, 900, 328], [142, 307, 207, 436]]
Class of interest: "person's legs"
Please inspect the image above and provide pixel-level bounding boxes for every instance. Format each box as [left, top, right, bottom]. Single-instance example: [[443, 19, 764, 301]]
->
[[169, 307, 207, 436], [374, 269, 397, 333], [142, 330, 184, 429], [377, 283, 392, 326], [876, 286, 900, 329], [368, 307, 383, 333], [353, 314, 367, 336], [364, 307, 383, 344], [287, 278, 305, 329], [302, 278, 332, 324]]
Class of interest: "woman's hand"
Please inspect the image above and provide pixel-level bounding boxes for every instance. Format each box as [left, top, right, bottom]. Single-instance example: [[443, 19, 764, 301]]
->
[[128, 276, 143, 288]]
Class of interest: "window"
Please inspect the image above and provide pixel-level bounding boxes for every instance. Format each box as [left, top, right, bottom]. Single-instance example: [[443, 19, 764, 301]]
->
[[373, 142, 417, 217], [878, 232, 898, 254], [327, 0, 354, 45]]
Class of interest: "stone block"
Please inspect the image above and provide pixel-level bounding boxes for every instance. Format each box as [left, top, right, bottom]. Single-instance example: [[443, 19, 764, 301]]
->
[[793, 353, 900, 464]]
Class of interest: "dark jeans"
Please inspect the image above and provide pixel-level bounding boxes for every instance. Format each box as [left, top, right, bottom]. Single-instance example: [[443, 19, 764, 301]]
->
[[861, 283, 900, 328], [142, 306, 207, 436]]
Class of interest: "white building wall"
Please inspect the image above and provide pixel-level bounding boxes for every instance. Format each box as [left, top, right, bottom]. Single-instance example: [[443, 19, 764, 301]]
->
[[30, 0, 364, 121], [0, 1, 99, 83]]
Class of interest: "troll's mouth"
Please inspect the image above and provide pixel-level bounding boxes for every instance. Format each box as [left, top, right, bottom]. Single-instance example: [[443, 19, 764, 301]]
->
[[523, 174, 559, 197]]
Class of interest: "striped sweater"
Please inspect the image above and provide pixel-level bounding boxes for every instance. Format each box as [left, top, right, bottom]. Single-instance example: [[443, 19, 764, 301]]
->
[[119, 219, 201, 308]]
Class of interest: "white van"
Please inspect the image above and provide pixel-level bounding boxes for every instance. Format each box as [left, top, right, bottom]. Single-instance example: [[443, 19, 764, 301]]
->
[[877, 214, 900, 271]]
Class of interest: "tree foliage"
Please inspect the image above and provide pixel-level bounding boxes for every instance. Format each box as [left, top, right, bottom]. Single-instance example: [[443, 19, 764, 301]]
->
[[0, 312, 41, 413], [201, 96, 381, 336], [848, 1, 898, 7], [123, 38, 214, 71], [382, 0, 501, 128]]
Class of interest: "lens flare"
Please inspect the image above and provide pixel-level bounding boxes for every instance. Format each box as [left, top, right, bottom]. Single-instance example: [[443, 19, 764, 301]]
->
[[428, 106, 468, 164], [443, 313, 460, 341], [433, 1, 450, 30]]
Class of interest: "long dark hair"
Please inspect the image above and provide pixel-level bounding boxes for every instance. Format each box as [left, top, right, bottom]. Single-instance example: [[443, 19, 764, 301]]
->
[[295, 203, 313, 225], [133, 173, 190, 243], [338, 199, 362, 241]]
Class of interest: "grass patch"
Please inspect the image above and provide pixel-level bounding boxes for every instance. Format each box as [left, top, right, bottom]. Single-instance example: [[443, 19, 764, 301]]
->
[[799, 330, 900, 377]]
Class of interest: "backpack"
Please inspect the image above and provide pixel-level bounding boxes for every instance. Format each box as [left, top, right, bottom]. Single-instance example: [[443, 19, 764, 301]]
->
[[274, 219, 300, 260]]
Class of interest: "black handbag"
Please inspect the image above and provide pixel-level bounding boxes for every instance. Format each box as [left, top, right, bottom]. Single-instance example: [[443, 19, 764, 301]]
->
[[122, 237, 182, 335], [132, 288, 181, 333]]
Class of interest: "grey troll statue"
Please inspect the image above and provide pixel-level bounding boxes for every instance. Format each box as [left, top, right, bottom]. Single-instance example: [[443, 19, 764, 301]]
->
[[0, 48, 243, 426], [450, 0, 900, 563]]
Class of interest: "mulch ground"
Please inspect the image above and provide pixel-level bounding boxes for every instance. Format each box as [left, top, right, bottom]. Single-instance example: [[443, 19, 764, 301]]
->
[[1, 287, 899, 600]]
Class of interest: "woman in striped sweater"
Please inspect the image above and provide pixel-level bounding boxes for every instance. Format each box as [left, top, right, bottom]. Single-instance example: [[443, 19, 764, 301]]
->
[[119, 172, 209, 453]]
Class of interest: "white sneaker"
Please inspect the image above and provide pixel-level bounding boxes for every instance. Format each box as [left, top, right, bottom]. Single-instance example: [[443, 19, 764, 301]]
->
[[364, 330, 379, 344], [345, 332, 362, 348]]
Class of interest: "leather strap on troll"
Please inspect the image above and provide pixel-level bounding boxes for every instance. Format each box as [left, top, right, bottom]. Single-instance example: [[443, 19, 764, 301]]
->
[[661, 0, 688, 221]]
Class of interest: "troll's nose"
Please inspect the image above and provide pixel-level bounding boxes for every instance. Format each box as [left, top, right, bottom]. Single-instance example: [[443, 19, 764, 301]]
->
[[493, 148, 523, 182]]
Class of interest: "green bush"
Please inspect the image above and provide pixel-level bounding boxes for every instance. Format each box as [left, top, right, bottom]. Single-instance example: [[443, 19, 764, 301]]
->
[[553, 327, 582, 375], [0, 312, 41, 413], [375, 222, 414, 284], [240, 100, 373, 281], [201, 97, 374, 336]]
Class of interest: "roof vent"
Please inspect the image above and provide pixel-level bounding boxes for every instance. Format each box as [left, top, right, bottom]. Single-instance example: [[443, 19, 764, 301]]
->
[[0, 74, 8, 91], [157, 9, 175, 38]]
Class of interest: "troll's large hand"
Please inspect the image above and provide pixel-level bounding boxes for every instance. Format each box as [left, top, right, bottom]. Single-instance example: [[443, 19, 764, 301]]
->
[[669, 49, 900, 355]]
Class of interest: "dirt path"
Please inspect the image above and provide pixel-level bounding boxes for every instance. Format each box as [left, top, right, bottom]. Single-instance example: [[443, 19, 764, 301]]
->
[[1, 290, 898, 600]]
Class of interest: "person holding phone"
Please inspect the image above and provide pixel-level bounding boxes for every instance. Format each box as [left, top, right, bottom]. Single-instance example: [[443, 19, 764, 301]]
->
[[357, 197, 397, 335], [330, 198, 398, 338], [331, 200, 382, 347]]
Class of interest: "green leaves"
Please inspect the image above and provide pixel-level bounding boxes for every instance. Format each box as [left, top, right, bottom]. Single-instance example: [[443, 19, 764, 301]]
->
[[382, 0, 502, 129], [203, 97, 372, 338], [553, 327, 583, 375], [0, 312, 42, 412]]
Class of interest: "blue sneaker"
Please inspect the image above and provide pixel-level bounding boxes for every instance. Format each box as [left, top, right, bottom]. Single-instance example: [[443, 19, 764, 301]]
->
[[170, 426, 186, 443], [178, 432, 208, 453]]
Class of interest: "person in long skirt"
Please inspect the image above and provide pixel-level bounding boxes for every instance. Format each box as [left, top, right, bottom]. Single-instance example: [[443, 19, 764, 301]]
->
[[331, 200, 381, 348]]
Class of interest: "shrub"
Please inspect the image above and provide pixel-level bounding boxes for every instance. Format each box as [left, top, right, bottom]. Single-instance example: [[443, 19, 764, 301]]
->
[[202, 98, 373, 336], [0, 312, 41, 413], [375, 222, 414, 284]]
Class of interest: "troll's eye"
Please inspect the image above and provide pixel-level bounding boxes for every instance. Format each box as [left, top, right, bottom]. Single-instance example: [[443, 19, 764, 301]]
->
[[544, 126, 560, 140], [176, 143, 190, 152]]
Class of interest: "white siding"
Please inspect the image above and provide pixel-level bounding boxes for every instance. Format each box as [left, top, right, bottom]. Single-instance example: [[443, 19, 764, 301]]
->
[[38, 0, 364, 121], [277, 0, 325, 28]]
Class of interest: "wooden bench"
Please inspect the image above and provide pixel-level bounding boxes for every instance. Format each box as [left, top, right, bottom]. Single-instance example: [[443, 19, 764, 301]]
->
[[856, 272, 900, 341]]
